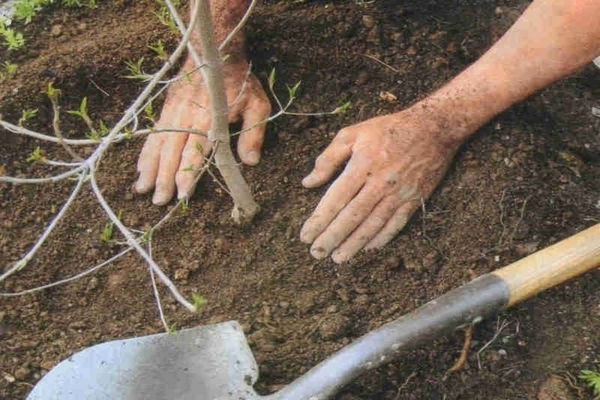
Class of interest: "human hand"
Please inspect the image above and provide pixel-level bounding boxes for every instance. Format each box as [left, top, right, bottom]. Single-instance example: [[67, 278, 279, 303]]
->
[[300, 107, 463, 263], [134, 60, 271, 205]]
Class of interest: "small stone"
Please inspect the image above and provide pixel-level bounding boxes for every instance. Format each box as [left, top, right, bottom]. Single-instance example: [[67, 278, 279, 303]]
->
[[362, 15, 375, 28], [51, 25, 63, 37], [40, 360, 55, 371], [355, 71, 369, 86], [14, 367, 30, 380], [174, 268, 189, 281], [515, 242, 539, 256], [379, 91, 397, 103], [319, 314, 351, 341], [86, 276, 99, 292], [497, 349, 507, 356]]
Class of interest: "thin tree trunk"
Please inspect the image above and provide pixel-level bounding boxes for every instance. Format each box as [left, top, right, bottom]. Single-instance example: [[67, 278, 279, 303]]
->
[[194, 0, 260, 223]]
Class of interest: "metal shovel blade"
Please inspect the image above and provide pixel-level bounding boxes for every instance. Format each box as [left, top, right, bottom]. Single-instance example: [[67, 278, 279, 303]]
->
[[28, 321, 261, 400]]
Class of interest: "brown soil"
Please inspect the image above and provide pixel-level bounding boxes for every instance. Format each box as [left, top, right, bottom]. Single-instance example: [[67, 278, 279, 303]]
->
[[1, 1, 600, 399]]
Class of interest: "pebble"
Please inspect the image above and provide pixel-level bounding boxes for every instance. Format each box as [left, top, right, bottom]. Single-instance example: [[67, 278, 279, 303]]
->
[[319, 314, 351, 341], [354, 71, 369, 86], [14, 367, 30, 380], [362, 15, 375, 28], [50, 25, 63, 37], [174, 268, 189, 281]]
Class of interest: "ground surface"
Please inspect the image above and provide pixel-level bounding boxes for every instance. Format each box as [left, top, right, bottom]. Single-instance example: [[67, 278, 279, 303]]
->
[[1, 0, 600, 399]]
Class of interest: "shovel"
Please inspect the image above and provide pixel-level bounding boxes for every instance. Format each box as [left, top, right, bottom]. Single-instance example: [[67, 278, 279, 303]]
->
[[28, 224, 600, 400]]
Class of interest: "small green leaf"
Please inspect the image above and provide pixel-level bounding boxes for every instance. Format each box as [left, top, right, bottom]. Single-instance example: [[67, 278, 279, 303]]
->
[[268, 68, 276, 89], [287, 81, 301, 99], [26, 146, 44, 163], [333, 101, 351, 114], [18, 108, 38, 126], [192, 293, 206, 313]]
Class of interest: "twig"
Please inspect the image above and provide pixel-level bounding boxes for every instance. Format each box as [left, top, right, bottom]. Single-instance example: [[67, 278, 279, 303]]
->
[[507, 195, 532, 245], [0, 248, 133, 296], [90, 170, 196, 312], [48, 93, 82, 161], [445, 325, 474, 377], [219, 0, 258, 52], [477, 317, 511, 369], [394, 372, 417, 400], [497, 189, 508, 248], [361, 53, 401, 74], [0, 171, 87, 282], [147, 239, 169, 332], [0, 165, 85, 184]]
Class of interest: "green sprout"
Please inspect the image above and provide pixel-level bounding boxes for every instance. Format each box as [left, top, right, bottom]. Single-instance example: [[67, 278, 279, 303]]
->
[[143, 101, 155, 123], [124, 57, 152, 81], [26, 146, 44, 163], [2, 28, 25, 50], [148, 40, 167, 60], [580, 365, 600, 399], [100, 210, 122, 243], [192, 294, 206, 313], [45, 82, 61, 102], [3, 61, 18, 75], [18, 108, 38, 126]]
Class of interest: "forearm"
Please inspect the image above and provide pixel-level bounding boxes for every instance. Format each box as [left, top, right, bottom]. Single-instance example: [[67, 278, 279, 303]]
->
[[419, 0, 600, 142], [188, 0, 252, 66]]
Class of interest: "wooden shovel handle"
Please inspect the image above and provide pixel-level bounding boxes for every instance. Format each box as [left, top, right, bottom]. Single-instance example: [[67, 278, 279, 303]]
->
[[492, 223, 600, 307]]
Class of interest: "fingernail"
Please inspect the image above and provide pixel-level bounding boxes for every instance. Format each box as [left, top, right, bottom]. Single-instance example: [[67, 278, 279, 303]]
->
[[152, 191, 169, 206], [134, 180, 148, 194], [302, 173, 316, 188], [331, 251, 347, 264], [310, 245, 329, 260], [244, 151, 260, 165]]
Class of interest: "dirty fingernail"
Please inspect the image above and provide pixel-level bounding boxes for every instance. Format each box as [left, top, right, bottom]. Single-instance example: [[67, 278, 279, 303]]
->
[[310, 245, 329, 260]]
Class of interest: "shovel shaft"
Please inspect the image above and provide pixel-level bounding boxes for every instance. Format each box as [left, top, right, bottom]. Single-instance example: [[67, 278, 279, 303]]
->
[[275, 224, 600, 400], [493, 223, 600, 306]]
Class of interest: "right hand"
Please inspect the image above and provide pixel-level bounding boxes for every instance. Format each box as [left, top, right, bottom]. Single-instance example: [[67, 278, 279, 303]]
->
[[300, 106, 464, 263], [134, 59, 272, 205]]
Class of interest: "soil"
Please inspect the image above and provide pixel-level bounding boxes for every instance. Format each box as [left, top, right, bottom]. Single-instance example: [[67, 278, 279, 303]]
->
[[1, 0, 600, 399]]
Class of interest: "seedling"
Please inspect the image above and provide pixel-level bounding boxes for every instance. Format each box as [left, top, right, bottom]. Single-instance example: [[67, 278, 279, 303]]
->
[[148, 40, 167, 60], [192, 293, 206, 313], [579, 365, 600, 399], [18, 108, 38, 126], [101, 210, 123, 242], [26, 146, 44, 163]]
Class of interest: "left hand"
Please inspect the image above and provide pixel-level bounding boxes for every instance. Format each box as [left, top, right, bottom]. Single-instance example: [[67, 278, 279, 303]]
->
[[300, 107, 463, 263]]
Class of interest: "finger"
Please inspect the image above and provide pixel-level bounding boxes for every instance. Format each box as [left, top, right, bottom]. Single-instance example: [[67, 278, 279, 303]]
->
[[331, 195, 400, 263], [237, 96, 271, 165], [153, 132, 189, 205], [308, 180, 384, 259], [300, 161, 365, 245], [175, 124, 212, 200], [364, 200, 421, 250], [302, 128, 356, 188], [135, 133, 164, 193]]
